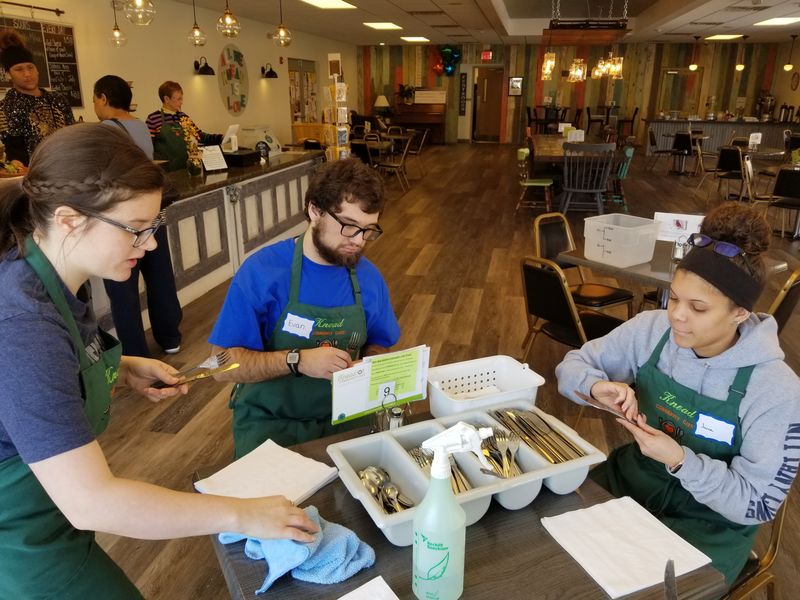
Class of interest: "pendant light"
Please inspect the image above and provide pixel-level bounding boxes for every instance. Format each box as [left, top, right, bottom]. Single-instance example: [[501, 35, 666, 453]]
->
[[784, 34, 797, 72], [689, 36, 701, 71], [591, 54, 606, 79], [110, 2, 127, 47], [188, 0, 207, 46], [735, 35, 748, 72], [217, 0, 241, 38], [567, 58, 586, 83], [541, 51, 556, 81], [273, 0, 292, 48], [124, 0, 156, 26]]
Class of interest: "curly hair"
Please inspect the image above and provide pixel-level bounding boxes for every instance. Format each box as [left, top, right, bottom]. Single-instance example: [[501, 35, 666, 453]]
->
[[303, 158, 385, 217], [699, 202, 770, 281]]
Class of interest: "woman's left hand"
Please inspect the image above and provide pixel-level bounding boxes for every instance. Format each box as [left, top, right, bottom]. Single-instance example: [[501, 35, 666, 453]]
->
[[617, 414, 685, 469], [119, 356, 189, 401]]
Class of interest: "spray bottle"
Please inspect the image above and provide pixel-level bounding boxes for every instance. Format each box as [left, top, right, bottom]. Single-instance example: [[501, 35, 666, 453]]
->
[[412, 421, 494, 600]]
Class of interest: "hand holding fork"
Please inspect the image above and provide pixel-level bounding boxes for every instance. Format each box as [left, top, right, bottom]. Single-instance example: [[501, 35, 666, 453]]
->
[[346, 331, 363, 360], [152, 350, 233, 389]]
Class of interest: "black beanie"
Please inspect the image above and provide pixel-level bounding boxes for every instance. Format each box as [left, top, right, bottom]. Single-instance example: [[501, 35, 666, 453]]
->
[[1, 42, 34, 71]]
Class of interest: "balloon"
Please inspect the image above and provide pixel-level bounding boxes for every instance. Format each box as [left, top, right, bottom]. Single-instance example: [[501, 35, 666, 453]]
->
[[444, 63, 456, 76], [451, 48, 462, 63], [440, 45, 453, 60], [432, 62, 444, 75]]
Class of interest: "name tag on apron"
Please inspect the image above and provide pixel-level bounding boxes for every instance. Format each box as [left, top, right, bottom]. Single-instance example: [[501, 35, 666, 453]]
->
[[695, 413, 735, 445], [282, 312, 315, 339]]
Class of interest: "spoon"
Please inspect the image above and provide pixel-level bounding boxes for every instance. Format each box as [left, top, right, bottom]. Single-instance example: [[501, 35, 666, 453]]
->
[[382, 483, 404, 512], [384, 482, 415, 509]]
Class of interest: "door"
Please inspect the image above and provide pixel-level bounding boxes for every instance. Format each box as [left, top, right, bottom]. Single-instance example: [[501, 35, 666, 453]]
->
[[473, 67, 503, 142], [287, 59, 318, 122]]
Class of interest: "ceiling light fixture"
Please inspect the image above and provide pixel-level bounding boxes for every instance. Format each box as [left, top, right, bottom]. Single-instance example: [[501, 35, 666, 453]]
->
[[545, 0, 629, 46], [754, 17, 800, 27], [363, 22, 402, 30], [689, 35, 701, 71], [217, 0, 241, 37], [300, 0, 356, 7], [784, 34, 797, 72], [110, 1, 127, 47], [273, 0, 292, 47], [124, 0, 155, 26], [188, 0, 206, 46], [568, 58, 587, 82], [400, 36, 430, 42], [541, 13, 555, 80], [705, 34, 742, 41], [735, 35, 748, 72]]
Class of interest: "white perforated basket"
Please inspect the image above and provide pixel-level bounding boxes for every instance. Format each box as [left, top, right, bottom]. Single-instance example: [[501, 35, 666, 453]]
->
[[427, 355, 545, 418]]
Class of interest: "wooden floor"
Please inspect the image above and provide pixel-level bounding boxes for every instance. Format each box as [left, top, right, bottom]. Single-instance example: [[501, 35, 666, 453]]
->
[[97, 144, 800, 599]]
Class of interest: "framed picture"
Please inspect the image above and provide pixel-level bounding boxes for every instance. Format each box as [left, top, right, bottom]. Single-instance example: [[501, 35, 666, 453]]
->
[[792, 72, 799, 92], [328, 53, 342, 79], [508, 76, 523, 96]]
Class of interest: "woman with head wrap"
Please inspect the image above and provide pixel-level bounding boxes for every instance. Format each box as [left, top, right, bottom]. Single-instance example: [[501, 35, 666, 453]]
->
[[556, 202, 800, 586]]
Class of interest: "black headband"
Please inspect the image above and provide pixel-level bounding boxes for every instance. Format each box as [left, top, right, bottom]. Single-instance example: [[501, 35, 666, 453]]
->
[[677, 248, 764, 310], [1, 44, 34, 71]]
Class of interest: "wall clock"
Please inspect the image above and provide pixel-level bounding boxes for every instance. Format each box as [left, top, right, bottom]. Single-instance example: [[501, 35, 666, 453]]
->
[[218, 44, 249, 115]]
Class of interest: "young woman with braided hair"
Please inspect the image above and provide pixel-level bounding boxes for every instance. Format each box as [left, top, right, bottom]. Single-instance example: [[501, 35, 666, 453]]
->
[[0, 123, 317, 598], [557, 202, 800, 586]]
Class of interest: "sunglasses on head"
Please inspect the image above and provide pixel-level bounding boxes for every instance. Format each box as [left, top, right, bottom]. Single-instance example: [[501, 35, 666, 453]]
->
[[687, 233, 746, 258]]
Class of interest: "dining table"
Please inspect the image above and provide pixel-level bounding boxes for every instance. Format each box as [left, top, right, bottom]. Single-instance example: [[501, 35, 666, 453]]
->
[[559, 240, 789, 308], [198, 421, 727, 600], [529, 134, 603, 163]]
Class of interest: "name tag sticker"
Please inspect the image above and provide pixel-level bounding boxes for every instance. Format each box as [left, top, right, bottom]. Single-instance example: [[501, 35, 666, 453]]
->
[[695, 413, 735, 445], [281, 313, 314, 339]]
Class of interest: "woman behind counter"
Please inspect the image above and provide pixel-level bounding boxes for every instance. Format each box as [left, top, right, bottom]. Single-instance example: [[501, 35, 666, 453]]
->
[[556, 202, 800, 586], [0, 123, 316, 598]]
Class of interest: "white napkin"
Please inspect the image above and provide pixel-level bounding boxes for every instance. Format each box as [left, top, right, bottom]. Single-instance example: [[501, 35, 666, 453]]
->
[[194, 439, 338, 504], [541, 496, 711, 599], [336, 576, 399, 600]]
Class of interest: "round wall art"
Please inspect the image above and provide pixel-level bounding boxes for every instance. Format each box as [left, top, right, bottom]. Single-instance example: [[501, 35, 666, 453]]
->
[[218, 44, 248, 115], [791, 71, 799, 92]]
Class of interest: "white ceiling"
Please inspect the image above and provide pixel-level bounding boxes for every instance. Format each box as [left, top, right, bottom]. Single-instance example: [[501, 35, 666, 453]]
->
[[179, 0, 800, 45]]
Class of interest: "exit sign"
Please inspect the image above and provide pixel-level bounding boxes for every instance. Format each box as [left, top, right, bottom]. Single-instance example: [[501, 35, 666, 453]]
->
[[481, 51, 493, 61]]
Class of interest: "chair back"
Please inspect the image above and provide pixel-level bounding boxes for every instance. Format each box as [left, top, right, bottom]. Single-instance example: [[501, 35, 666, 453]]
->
[[768, 268, 800, 335], [351, 125, 366, 139], [387, 125, 404, 134], [586, 106, 594, 121], [615, 146, 635, 180], [364, 132, 380, 142], [790, 133, 800, 152], [648, 129, 659, 150], [533, 212, 576, 260], [672, 131, 693, 153], [408, 128, 428, 156], [526, 106, 534, 126], [521, 256, 588, 345], [559, 107, 569, 122], [716, 146, 743, 173], [742, 154, 757, 196], [572, 107, 583, 129], [562, 143, 616, 193], [350, 140, 373, 167], [772, 167, 800, 198], [628, 107, 639, 128], [730, 136, 749, 148]]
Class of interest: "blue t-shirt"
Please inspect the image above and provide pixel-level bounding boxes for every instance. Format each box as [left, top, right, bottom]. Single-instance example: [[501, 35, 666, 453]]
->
[[0, 251, 100, 463], [209, 238, 400, 350], [102, 118, 154, 159]]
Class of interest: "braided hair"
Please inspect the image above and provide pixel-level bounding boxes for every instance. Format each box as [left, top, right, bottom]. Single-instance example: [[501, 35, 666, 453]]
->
[[0, 123, 165, 255]]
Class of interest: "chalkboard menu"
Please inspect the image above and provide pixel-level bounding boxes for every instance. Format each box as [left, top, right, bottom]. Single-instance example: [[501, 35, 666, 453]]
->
[[0, 17, 82, 107]]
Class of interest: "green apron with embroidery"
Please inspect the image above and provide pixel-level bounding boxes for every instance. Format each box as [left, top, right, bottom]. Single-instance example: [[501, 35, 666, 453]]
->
[[591, 329, 758, 586], [0, 237, 142, 599], [152, 110, 188, 172], [229, 234, 369, 457]]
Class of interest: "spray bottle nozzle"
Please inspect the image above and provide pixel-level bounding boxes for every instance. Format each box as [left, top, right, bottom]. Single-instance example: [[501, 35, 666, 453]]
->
[[421, 421, 494, 478]]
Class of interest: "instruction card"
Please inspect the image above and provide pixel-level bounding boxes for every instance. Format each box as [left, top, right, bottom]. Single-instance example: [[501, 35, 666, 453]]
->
[[202, 145, 229, 172], [331, 345, 430, 424], [653, 212, 705, 242]]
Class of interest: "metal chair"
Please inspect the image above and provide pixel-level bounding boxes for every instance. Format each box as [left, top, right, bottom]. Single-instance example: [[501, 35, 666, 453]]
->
[[767, 167, 800, 238], [646, 129, 674, 171], [757, 130, 800, 191], [767, 268, 800, 336], [694, 142, 722, 189], [606, 146, 634, 213], [559, 142, 616, 214], [520, 256, 625, 363], [533, 212, 635, 319], [351, 125, 366, 139], [376, 134, 412, 193], [406, 128, 428, 177], [669, 131, 694, 174], [386, 125, 404, 135], [721, 491, 791, 600], [350, 140, 373, 167], [517, 143, 554, 213], [741, 155, 773, 215], [715, 146, 745, 200]]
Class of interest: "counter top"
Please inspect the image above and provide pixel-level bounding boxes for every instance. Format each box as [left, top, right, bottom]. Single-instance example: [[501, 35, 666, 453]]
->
[[643, 118, 798, 126], [163, 150, 324, 203]]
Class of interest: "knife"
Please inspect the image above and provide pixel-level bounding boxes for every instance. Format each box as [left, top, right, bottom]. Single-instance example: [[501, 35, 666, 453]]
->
[[573, 390, 640, 426], [151, 363, 240, 389], [664, 558, 678, 600]]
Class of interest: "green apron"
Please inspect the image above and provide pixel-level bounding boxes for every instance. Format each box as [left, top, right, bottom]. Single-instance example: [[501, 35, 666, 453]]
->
[[592, 329, 758, 586], [152, 110, 188, 172], [229, 234, 369, 457], [0, 237, 142, 599]]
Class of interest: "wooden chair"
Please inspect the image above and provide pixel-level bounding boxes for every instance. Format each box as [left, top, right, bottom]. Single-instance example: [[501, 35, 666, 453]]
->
[[586, 107, 605, 135], [767, 268, 800, 336], [616, 107, 639, 139], [571, 107, 584, 130], [722, 491, 792, 600], [606, 146, 634, 213], [517, 140, 554, 213], [533, 212, 635, 319], [560, 142, 616, 214], [646, 129, 674, 171]]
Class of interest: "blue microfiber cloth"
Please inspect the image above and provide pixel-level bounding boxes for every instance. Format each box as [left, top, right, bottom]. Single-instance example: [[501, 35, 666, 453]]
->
[[218, 505, 375, 594]]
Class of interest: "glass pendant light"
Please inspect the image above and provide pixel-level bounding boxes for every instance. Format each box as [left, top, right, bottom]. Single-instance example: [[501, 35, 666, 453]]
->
[[591, 54, 606, 79], [217, 0, 241, 38], [784, 34, 797, 72], [273, 0, 292, 48], [688, 36, 700, 71], [187, 0, 206, 46], [735, 36, 748, 72], [110, 3, 127, 47], [608, 54, 624, 79], [567, 58, 586, 83], [124, 0, 156, 26], [541, 51, 556, 81]]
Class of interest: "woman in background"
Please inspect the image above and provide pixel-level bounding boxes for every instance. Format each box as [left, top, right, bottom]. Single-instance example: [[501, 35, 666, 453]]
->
[[556, 202, 800, 585], [0, 123, 316, 598], [93, 74, 182, 356]]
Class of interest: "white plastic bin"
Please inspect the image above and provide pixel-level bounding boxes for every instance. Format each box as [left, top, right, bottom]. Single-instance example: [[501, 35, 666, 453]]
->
[[427, 355, 545, 418], [583, 213, 659, 268]]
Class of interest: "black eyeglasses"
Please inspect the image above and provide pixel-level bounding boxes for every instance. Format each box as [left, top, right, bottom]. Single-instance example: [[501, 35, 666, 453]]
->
[[687, 233, 746, 258], [327, 211, 383, 241], [87, 210, 166, 247]]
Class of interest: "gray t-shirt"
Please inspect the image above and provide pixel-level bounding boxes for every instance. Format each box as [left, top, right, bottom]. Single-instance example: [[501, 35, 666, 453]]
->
[[0, 250, 102, 464], [102, 117, 154, 159]]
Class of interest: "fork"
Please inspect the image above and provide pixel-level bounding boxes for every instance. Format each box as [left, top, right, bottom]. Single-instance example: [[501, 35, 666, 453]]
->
[[152, 351, 230, 389], [346, 331, 363, 360]]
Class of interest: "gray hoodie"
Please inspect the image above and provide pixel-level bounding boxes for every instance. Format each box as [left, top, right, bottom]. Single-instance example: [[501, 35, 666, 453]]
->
[[556, 310, 800, 526]]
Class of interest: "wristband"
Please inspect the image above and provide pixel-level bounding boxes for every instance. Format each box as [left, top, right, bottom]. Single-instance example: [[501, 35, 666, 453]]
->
[[668, 459, 684, 474]]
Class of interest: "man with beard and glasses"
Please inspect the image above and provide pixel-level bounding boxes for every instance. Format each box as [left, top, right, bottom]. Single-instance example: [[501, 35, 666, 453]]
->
[[209, 158, 400, 455]]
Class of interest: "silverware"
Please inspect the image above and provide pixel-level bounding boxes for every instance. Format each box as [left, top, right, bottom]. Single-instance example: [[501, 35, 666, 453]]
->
[[493, 409, 585, 464], [573, 390, 639, 425], [664, 558, 678, 600], [152, 351, 231, 389], [346, 331, 363, 359], [164, 362, 240, 386]]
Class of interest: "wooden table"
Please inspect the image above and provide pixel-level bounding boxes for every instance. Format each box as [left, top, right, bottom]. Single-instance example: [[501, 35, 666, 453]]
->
[[201, 426, 727, 600], [529, 134, 603, 163], [559, 240, 788, 308]]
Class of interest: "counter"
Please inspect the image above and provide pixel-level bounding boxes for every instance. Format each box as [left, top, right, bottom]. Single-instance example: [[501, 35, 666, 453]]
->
[[644, 119, 800, 155], [94, 150, 325, 331]]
